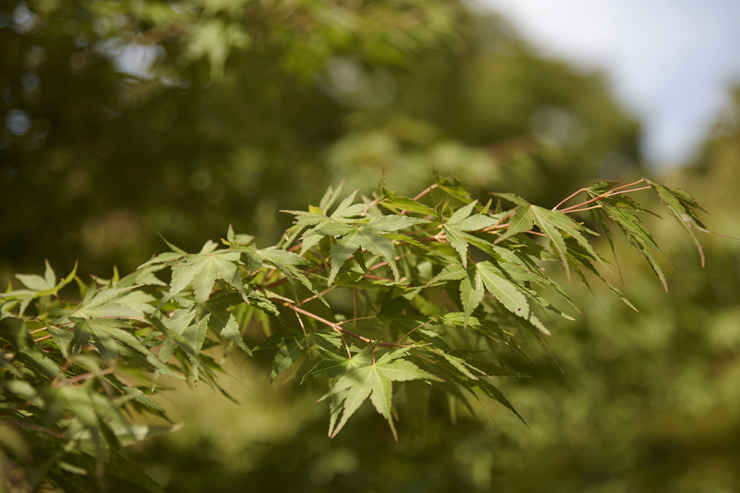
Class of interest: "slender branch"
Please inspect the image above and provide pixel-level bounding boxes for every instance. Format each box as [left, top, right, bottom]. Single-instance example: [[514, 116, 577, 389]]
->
[[553, 187, 587, 210], [33, 335, 53, 343], [612, 178, 646, 192], [338, 332, 352, 359], [397, 319, 432, 345], [292, 306, 307, 335], [296, 285, 335, 306], [483, 211, 516, 232], [412, 183, 438, 201], [363, 274, 395, 282], [367, 252, 410, 272], [416, 233, 448, 243], [612, 186, 652, 195], [336, 315, 376, 326], [562, 204, 603, 213], [560, 182, 650, 214], [54, 368, 115, 387], [51, 360, 72, 387], [361, 197, 383, 216], [287, 304, 411, 348]]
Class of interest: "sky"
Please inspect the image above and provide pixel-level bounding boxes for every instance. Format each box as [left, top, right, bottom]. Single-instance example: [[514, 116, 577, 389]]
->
[[482, 0, 740, 168]]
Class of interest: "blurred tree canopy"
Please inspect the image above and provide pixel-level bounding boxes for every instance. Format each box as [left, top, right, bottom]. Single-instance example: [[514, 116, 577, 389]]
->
[[5, 1, 737, 492], [0, 0, 640, 284]]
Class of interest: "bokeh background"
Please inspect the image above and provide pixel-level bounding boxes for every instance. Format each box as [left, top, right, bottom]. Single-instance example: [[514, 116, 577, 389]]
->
[[1, 1, 739, 491]]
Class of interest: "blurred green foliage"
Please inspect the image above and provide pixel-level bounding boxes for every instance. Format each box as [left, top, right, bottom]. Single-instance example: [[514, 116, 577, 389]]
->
[[0, 0, 640, 284], [2, 0, 738, 491]]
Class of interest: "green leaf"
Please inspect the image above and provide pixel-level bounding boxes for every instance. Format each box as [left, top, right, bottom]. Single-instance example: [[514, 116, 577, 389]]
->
[[331, 190, 363, 218], [647, 179, 713, 267], [491, 192, 529, 207], [460, 268, 484, 329], [447, 200, 477, 224], [443, 225, 470, 268], [320, 182, 344, 212], [427, 262, 467, 286], [162, 250, 246, 314], [203, 293, 252, 355], [378, 193, 437, 216], [494, 204, 534, 244], [328, 227, 399, 284], [302, 353, 352, 382], [367, 215, 429, 232], [454, 213, 500, 232], [319, 348, 442, 440], [477, 261, 551, 335], [15, 273, 52, 291]]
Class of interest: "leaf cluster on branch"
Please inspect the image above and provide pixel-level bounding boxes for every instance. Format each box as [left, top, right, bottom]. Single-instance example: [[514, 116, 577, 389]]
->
[[0, 174, 721, 491]]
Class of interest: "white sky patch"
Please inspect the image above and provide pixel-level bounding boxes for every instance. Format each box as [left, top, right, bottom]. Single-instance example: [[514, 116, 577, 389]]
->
[[482, 0, 740, 167]]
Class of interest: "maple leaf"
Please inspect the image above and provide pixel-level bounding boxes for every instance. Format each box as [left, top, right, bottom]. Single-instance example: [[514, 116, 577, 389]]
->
[[70, 318, 158, 362], [327, 225, 401, 284], [156, 241, 248, 315], [429, 260, 551, 334], [318, 347, 442, 440], [441, 200, 501, 268], [2, 261, 78, 316], [52, 285, 142, 321], [202, 293, 253, 356]]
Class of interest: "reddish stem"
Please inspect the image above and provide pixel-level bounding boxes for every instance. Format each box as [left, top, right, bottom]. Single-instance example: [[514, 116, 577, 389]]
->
[[54, 368, 115, 387]]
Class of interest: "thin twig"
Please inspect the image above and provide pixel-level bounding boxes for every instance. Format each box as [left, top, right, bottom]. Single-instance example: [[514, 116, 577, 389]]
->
[[611, 178, 646, 192], [483, 211, 516, 232], [397, 319, 433, 345], [361, 197, 383, 216], [51, 360, 72, 387], [363, 274, 395, 282], [553, 187, 587, 210], [336, 315, 376, 326], [413, 183, 438, 201], [54, 368, 115, 387], [288, 304, 410, 348], [560, 185, 652, 213], [562, 204, 603, 213], [338, 332, 352, 359], [292, 306, 307, 335], [612, 186, 652, 195], [367, 252, 410, 272], [296, 285, 336, 306]]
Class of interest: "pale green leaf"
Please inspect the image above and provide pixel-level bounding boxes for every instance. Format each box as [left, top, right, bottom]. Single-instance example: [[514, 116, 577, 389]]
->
[[477, 261, 550, 335]]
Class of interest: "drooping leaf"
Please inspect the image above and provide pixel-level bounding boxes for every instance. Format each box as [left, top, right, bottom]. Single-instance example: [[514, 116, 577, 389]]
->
[[477, 261, 551, 335], [319, 347, 442, 440]]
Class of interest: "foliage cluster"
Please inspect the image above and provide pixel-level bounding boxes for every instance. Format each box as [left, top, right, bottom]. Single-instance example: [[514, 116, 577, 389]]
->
[[0, 171, 718, 491]]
